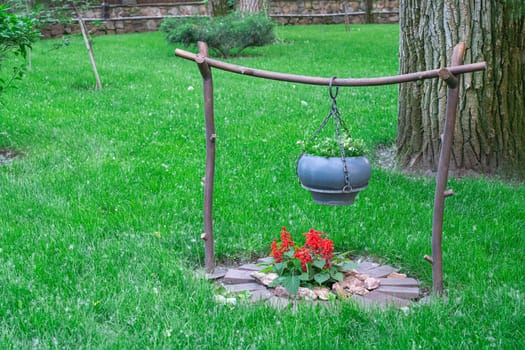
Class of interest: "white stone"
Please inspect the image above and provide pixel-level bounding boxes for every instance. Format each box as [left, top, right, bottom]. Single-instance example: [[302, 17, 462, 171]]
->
[[355, 273, 370, 281], [313, 287, 331, 301], [333, 276, 370, 297], [251, 271, 279, 286], [364, 277, 381, 290], [274, 286, 290, 298], [347, 285, 369, 296], [387, 272, 407, 279], [214, 295, 237, 305], [297, 287, 317, 300]]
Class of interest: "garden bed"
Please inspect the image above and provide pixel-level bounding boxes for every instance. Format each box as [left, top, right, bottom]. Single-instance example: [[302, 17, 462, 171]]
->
[[210, 257, 423, 309]]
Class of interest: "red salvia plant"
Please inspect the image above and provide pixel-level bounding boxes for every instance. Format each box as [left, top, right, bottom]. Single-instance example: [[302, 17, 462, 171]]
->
[[267, 227, 348, 295]]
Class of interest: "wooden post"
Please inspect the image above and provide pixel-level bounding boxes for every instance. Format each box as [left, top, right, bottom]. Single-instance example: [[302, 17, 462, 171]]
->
[[71, 2, 102, 90], [196, 42, 216, 273], [344, 2, 350, 32], [431, 42, 466, 295]]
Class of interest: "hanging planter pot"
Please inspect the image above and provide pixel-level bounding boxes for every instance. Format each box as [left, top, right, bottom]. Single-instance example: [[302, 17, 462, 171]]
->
[[297, 77, 371, 205], [297, 154, 371, 205]]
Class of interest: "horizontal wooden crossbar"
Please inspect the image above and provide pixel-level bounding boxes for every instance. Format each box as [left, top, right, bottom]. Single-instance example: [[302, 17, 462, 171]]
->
[[175, 47, 487, 86]]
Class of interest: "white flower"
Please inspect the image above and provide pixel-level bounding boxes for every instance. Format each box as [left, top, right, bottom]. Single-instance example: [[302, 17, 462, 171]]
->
[[187, 86, 194, 91]]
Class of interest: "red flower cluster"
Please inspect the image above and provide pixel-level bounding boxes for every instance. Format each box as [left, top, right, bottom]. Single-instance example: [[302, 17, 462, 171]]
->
[[270, 227, 335, 272], [293, 247, 312, 271], [270, 227, 294, 263], [302, 229, 334, 269]]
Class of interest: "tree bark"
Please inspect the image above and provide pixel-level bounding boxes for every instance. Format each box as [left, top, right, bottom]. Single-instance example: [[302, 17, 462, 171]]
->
[[398, 0, 525, 177], [210, 0, 230, 16], [365, 0, 374, 23]]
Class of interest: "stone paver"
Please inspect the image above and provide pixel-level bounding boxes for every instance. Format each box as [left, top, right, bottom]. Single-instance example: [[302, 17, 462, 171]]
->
[[222, 269, 256, 284], [223, 282, 267, 293], [357, 265, 399, 278], [355, 261, 380, 271], [352, 290, 412, 308], [378, 277, 419, 287], [375, 286, 420, 299], [257, 257, 273, 264], [238, 263, 265, 271], [250, 289, 274, 302], [267, 296, 290, 309], [205, 267, 228, 280]]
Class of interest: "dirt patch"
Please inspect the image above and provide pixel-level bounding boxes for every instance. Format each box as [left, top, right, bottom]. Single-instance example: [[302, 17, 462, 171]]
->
[[375, 144, 397, 171], [0, 148, 22, 165]]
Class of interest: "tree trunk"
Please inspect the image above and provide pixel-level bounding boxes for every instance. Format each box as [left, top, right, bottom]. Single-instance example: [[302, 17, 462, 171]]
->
[[365, 0, 374, 23], [210, 0, 230, 16], [397, 0, 525, 178]]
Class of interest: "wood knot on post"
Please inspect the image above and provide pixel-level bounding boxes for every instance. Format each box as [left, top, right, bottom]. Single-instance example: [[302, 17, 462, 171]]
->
[[195, 55, 206, 64], [240, 68, 254, 76], [201, 233, 208, 241], [438, 68, 458, 88], [209, 133, 216, 142]]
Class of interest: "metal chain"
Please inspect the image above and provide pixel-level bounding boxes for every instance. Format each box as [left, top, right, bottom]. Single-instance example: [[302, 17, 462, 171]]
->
[[332, 107, 352, 192], [307, 77, 352, 192]]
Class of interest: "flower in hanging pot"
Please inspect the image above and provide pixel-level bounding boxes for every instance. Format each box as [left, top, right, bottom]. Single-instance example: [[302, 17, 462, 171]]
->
[[297, 134, 371, 205], [301, 134, 367, 158]]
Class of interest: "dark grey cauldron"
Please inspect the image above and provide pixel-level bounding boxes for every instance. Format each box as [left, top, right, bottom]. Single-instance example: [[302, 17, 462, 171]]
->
[[296, 154, 372, 205]]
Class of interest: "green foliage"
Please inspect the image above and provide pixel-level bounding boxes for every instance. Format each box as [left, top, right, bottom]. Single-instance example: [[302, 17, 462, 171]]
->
[[0, 5, 38, 96], [160, 16, 210, 48], [160, 12, 275, 57], [300, 134, 367, 158]]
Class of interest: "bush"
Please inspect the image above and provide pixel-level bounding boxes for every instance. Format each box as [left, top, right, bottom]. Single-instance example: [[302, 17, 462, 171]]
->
[[160, 12, 275, 58]]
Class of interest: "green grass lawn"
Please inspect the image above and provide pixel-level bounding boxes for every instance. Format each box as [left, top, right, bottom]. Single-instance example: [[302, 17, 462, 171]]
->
[[1, 24, 524, 348]]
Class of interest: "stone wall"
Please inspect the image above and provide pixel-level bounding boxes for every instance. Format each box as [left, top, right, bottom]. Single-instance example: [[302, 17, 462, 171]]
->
[[41, 0, 398, 38], [41, 2, 210, 38], [270, 0, 399, 25]]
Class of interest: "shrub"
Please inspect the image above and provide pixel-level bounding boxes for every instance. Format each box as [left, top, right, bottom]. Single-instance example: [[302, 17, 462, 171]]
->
[[160, 12, 275, 58]]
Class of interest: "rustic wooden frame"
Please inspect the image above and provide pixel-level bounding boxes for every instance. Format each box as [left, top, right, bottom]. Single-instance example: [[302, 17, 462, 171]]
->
[[175, 42, 485, 294]]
